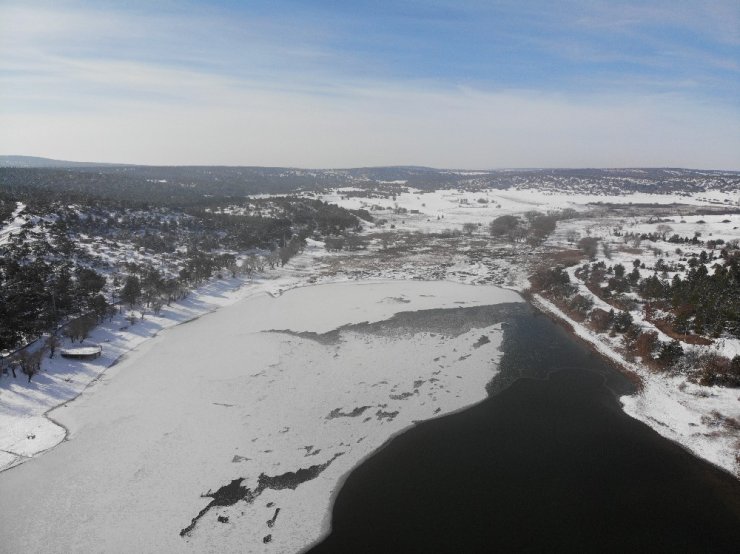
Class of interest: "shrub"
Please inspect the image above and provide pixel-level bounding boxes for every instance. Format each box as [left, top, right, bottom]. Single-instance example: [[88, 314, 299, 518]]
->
[[635, 330, 659, 360], [530, 266, 574, 297], [569, 294, 593, 316], [489, 215, 520, 237], [657, 340, 684, 368], [693, 354, 740, 387], [590, 308, 613, 333], [612, 311, 633, 333]]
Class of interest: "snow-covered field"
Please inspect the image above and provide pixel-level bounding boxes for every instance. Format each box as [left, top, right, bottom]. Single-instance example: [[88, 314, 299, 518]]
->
[[0, 280, 521, 553], [315, 186, 738, 235]]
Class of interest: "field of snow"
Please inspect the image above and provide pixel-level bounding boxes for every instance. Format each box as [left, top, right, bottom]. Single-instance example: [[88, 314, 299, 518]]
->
[[316, 187, 738, 236], [0, 280, 521, 553]]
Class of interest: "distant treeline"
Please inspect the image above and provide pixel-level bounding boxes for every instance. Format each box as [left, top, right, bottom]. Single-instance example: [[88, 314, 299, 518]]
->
[[2, 166, 738, 208]]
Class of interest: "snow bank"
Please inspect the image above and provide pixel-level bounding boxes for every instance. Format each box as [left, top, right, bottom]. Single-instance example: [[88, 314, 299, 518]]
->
[[0, 265, 330, 472]]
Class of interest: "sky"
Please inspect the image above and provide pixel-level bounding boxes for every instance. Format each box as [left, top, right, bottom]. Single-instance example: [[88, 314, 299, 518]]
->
[[1, 0, 739, 169]]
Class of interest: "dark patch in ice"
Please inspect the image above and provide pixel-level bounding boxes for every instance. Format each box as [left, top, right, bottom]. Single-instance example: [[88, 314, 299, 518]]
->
[[180, 478, 251, 537], [389, 392, 415, 400], [376, 409, 399, 422], [180, 453, 343, 537], [458, 354, 471, 361], [258, 453, 343, 491], [267, 508, 281, 528], [263, 534, 272, 543], [232, 455, 251, 463], [268, 303, 521, 344], [473, 335, 491, 348], [326, 406, 372, 419], [381, 296, 411, 304], [413, 380, 425, 388], [212, 402, 234, 407], [217, 515, 229, 523], [265, 328, 342, 345]]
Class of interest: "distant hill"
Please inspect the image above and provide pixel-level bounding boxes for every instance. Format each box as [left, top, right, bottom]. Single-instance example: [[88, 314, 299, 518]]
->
[[0, 155, 122, 168], [1, 156, 738, 208]]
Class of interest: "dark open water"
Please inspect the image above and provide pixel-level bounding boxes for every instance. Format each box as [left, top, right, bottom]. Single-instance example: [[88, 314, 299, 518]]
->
[[310, 305, 740, 553]]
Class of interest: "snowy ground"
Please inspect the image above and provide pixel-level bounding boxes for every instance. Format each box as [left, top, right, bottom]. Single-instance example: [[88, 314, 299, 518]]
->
[[1, 183, 739, 552], [0, 201, 26, 245], [0, 280, 521, 553], [315, 186, 738, 236]]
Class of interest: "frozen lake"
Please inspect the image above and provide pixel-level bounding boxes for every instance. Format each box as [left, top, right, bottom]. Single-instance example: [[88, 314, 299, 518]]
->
[[0, 280, 521, 553], [312, 306, 740, 552]]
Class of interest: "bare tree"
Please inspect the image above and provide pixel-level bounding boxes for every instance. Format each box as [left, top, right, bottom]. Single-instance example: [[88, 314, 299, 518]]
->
[[656, 224, 673, 240], [489, 215, 520, 238], [151, 298, 164, 316], [266, 250, 280, 269], [578, 237, 600, 260], [46, 334, 60, 359], [64, 314, 97, 343], [18, 350, 43, 383]]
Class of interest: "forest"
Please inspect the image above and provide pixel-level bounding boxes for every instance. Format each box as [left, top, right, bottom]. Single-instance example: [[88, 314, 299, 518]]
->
[[531, 244, 740, 387], [0, 169, 367, 356]]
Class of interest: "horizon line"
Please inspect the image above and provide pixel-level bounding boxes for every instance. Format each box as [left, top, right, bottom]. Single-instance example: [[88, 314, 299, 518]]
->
[[1, 155, 738, 173]]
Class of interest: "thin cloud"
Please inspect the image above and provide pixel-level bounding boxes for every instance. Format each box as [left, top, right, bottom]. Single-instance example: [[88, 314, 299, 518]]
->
[[0, 1, 738, 168]]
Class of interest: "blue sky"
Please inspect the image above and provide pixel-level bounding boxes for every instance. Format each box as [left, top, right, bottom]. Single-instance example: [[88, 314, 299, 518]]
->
[[1, 0, 738, 168]]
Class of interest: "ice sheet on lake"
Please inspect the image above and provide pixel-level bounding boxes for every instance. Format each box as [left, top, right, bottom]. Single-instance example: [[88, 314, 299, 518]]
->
[[0, 281, 521, 553]]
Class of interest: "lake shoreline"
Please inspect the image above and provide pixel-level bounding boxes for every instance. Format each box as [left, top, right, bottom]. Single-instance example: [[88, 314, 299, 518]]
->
[[310, 304, 740, 553], [528, 291, 739, 479], [0, 279, 523, 553]]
